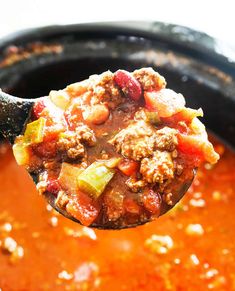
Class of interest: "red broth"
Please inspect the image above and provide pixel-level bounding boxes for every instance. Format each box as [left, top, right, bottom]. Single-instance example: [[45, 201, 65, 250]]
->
[[0, 136, 234, 290]]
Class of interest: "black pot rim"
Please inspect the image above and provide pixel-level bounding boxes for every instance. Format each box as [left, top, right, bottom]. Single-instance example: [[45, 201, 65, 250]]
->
[[0, 21, 234, 148], [0, 21, 234, 74]]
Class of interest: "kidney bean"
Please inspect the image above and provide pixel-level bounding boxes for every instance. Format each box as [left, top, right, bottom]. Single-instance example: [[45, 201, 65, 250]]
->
[[47, 179, 60, 195], [114, 70, 142, 101]]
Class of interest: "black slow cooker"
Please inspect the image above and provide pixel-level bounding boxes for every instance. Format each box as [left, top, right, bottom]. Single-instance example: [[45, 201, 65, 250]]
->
[[0, 21, 234, 148]]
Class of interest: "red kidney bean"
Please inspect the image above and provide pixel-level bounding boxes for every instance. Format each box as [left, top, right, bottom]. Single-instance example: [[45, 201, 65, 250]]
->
[[114, 70, 142, 101], [32, 100, 46, 119], [47, 179, 60, 195]]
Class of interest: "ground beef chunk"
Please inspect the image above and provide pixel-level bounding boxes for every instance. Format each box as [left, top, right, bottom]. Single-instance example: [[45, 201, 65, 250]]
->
[[57, 124, 96, 160], [134, 108, 148, 122], [67, 71, 124, 110], [57, 132, 85, 160], [163, 192, 174, 205], [109, 120, 156, 161], [26, 154, 43, 173], [125, 178, 147, 192], [110, 117, 178, 162], [76, 124, 96, 146], [67, 146, 84, 160], [134, 110, 178, 151], [140, 150, 174, 184], [110, 113, 178, 189], [155, 127, 178, 152], [133, 68, 166, 91], [174, 162, 184, 175], [88, 71, 125, 109]]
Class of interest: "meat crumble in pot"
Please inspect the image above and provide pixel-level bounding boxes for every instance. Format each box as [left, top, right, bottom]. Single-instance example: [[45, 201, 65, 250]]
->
[[13, 68, 219, 228]]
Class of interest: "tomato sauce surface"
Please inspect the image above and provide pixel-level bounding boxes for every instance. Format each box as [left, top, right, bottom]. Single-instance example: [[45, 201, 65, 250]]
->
[[0, 136, 234, 290]]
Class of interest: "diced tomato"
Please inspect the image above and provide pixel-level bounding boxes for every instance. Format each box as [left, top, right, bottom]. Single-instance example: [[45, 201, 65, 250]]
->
[[47, 179, 60, 195], [177, 107, 203, 122], [66, 191, 100, 226], [43, 131, 60, 143], [33, 140, 57, 158], [177, 134, 204, 162], [33, 107, 55, 128], [32, 100, 46, 119], [124, 197, 140, 214], [118, 159, 139, 176], [144, 89, 185, 118], [163, 107, 203, 125], [204, 142, 220, 164], [177, 133, 219, 165], [142, 190, 162, 215], [83, 104, 110, 125]]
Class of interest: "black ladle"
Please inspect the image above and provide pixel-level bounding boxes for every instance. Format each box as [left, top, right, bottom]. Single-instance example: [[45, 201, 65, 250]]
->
[[0, 90, 195, 229], [0, 90, 92, 226]]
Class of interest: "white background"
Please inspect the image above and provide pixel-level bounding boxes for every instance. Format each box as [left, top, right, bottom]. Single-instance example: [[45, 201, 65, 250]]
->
[[0, 0, 235, 47]]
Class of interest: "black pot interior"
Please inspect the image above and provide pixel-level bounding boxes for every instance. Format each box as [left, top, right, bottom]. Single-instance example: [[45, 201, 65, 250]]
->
[[0, 22, 234, 147]]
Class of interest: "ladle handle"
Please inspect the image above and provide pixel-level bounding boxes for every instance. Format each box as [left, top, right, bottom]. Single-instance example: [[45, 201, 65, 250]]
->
[[0, 90, 34, 143]]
